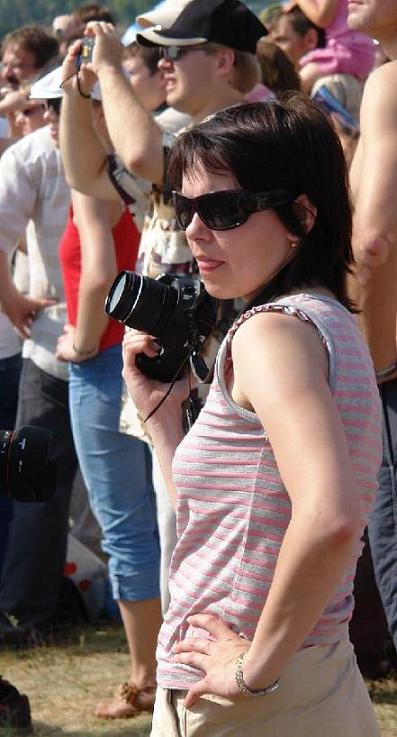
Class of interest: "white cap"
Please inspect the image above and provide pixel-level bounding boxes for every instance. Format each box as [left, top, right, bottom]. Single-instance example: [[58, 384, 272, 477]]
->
[[136, 0, 192, 29], [29, 65, 102, 102]]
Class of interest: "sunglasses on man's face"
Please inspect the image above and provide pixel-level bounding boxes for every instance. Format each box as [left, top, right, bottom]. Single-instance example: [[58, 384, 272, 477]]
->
[[44, 98, 62, 116], [172, 189, 294, 231], [160, 45, 205, 62]]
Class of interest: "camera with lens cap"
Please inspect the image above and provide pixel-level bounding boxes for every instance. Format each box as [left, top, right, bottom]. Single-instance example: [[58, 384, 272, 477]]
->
[[0, 425, 56, 503]]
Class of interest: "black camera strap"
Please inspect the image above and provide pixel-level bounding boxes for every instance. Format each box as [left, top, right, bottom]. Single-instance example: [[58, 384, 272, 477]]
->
[[142, 330, 200, 426]]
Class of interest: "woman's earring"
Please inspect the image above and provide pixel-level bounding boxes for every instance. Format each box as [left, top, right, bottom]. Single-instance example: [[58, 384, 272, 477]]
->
[[290, 241, 299, 248]]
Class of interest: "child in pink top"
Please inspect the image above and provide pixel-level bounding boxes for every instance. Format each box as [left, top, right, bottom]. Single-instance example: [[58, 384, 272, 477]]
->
[[285, 0, 375, 92]]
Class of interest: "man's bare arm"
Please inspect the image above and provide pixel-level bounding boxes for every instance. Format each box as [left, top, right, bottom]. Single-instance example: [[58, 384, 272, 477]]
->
[[284, 0, 338, 28], [350, 61, 397, 372]]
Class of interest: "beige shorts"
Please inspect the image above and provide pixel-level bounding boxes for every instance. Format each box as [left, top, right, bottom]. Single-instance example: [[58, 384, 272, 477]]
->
[[150, 638, 380, 737]]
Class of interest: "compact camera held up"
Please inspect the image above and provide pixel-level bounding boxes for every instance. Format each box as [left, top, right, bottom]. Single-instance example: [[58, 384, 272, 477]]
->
[[105, 271, 219, 383], [75, 38, 95, 70]]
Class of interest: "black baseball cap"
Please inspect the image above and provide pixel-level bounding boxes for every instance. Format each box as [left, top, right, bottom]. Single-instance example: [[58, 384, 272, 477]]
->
[[136, 0, 267, 54]]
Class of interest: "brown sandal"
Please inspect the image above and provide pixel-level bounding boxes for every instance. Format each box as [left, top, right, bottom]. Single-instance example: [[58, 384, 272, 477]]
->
[[95, 681, 156, 719]]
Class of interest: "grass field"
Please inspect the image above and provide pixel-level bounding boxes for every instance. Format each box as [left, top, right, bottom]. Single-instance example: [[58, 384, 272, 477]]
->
[[1, 624, 396, 736]]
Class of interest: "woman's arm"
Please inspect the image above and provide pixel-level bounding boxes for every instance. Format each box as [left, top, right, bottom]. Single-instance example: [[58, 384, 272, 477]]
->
[[56, 190, 121, 361], [173, 310, 363, 705], [286, 0, 339, 28], [232, 312, 361, 683], [75, 190, 122, 354], [122, 329, 190, 508]]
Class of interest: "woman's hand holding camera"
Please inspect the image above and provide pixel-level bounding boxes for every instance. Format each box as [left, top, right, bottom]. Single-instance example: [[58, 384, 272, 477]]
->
[[122, 329, 190, 425]]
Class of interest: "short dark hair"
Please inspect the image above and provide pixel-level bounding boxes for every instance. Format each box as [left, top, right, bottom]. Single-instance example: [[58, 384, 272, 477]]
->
[[123, 42, 162, 77], [285, 7, 326, 48], [2, 26, 59, 69], [73, 3, 115, 25], [168, 96, 354, 310]]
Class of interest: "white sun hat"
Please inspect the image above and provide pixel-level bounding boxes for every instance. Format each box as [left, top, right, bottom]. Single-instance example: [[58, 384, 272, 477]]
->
[[30, 64, 102, 101]]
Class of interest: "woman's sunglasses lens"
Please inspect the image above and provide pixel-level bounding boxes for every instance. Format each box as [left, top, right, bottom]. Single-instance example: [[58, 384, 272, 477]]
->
[[173, 191, 253, 230], [174, 194, 192, 229], [200, 192, 245, 230]]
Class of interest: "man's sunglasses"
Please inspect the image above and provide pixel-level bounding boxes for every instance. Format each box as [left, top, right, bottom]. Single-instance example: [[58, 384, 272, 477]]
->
[[44, 98, 62, 116], [172, 189, 294, 231], [160, 45, 206, 62]]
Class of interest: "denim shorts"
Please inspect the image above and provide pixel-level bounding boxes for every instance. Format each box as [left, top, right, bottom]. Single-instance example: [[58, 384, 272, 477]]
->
[[69, 344, 160, 602]]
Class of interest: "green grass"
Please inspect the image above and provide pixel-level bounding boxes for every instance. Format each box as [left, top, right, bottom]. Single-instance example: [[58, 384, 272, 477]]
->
[[1, 624, 396, 736]]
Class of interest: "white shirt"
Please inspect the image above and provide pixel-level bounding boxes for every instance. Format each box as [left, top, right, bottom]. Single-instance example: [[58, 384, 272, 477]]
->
[[0, 126, 70, 379]]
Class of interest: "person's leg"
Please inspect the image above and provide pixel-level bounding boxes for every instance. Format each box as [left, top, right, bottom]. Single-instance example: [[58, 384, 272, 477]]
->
[[68, 346, 161, 714], [152, 449, 177, 614], [0, 359, 78, 637], [69, 467, 103, 558], [0, 352, 22, 573], [368, 378, 397, 650]]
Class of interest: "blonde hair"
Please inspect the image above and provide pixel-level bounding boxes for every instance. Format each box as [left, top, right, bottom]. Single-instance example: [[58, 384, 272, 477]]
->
[[202, 43, 261, 94]]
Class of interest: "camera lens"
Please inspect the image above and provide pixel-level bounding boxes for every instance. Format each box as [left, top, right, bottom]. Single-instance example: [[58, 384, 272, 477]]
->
[[106, 271, 142, 322], [105, 271, 180, 341]]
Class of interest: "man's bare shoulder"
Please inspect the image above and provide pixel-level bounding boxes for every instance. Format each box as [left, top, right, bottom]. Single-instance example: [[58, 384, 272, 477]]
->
[[361, 62, 397, 123]]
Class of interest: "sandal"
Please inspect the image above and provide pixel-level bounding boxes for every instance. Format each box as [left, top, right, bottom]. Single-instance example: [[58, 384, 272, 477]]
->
[[95, 681, 156, 719]]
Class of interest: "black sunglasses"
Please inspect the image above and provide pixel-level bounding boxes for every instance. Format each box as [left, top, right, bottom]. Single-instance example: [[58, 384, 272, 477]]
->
[[160, 45, 206, 62], [45, 98, 62, 116], [172, 189, 294, 231]]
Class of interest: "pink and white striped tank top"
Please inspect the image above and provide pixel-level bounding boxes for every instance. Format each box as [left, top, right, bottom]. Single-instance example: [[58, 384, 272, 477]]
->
[[157, 293, 382, 689]]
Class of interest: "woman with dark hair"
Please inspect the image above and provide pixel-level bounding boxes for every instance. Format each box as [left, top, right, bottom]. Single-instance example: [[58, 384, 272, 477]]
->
[[122, 96, 381, 737]]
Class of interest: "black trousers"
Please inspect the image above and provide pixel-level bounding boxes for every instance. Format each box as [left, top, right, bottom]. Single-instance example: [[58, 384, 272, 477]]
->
[[0, 359, 77, 629]]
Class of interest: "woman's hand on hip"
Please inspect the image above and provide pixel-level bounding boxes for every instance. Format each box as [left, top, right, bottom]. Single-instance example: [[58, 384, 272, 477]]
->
[[172, 613, 252, 708]]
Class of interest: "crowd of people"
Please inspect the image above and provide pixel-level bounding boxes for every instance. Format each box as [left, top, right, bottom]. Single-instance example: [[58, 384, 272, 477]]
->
[[0, 0, 396, 734]]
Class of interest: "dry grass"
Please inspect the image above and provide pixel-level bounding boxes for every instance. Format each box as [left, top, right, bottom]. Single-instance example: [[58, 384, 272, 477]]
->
[[1, 625, 151, 737], [1, 624, 396, 737]]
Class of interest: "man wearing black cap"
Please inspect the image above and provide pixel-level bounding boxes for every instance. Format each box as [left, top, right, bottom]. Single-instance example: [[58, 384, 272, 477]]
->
[[60, 0, 266, 202]]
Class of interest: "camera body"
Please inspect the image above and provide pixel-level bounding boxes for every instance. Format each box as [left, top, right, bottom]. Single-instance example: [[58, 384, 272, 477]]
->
[[75, 38, 95, 70], [105, 271, 218, 383]]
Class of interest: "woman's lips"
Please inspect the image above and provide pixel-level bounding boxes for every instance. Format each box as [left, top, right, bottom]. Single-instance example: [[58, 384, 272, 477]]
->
[[196, 257, 224, 273]]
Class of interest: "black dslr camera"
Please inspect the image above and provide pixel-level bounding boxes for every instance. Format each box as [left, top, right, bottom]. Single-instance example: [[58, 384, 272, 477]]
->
[[0, 426, 56, 503], [105, 271, 219, 383], [75, 38, 95, 70]]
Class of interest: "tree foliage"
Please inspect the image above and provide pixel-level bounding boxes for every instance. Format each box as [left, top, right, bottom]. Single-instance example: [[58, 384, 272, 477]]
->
[[0, 0, 152, 39]]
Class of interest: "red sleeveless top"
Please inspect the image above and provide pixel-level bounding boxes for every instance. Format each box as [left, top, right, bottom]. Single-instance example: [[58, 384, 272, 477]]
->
[[59, 206, 140, 353]]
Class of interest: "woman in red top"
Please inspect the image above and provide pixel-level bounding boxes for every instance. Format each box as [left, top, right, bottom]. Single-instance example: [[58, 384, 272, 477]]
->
[[56, 138, 161, 717]]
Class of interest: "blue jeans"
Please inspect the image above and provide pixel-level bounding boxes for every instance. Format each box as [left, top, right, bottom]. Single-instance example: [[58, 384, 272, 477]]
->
[[69, 344, 160, 602], [0, 353, 22, 574], [368, 378, 397, 649]]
